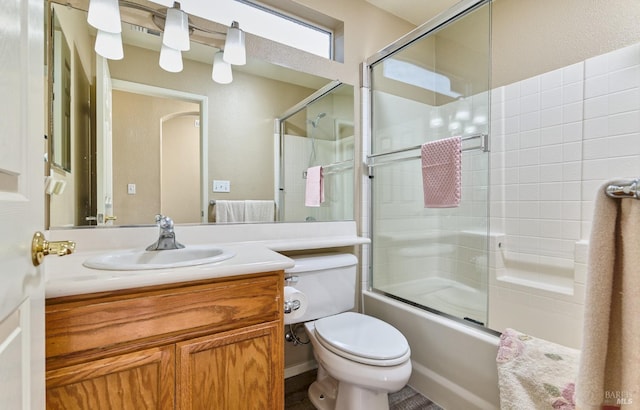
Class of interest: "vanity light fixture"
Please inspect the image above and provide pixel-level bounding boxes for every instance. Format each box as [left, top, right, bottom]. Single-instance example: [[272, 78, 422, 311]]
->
[[223, 21, 246, 66], [159, 44, 183, 73], [162, 2, 190, 52], [94, 30, 124, 60], [212, 51, 233, 84], [87, 0, 121, 33], [86, 0, 245, 80]]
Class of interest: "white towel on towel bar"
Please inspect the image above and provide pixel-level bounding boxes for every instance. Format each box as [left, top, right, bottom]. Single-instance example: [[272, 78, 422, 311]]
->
[[244, 200, 275, 222], [215, 200, 245, 223], [575, 182, 640, 409]]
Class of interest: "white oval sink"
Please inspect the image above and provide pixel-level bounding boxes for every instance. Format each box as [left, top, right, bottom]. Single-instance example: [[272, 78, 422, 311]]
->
[[83, 245, 236, 271]]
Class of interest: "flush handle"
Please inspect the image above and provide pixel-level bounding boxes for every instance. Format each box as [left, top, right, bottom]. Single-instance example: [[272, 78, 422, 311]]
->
[[31, 231, 76, 267], [284, 275, 299, 285], [284, 299, 302, 314]]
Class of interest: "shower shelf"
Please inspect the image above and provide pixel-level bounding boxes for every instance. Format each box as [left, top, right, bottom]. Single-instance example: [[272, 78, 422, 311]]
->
[[497, 257, 575, 296]]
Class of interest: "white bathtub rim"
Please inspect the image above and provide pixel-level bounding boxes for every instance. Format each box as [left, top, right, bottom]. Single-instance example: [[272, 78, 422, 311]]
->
[[363, 289, 500, 345]]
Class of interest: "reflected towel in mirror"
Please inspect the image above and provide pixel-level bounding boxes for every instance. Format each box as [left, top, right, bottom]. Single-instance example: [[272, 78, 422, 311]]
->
[[244, 200, 275, 222], [215, 200, 245, 223], [305, 166, 324, 207]]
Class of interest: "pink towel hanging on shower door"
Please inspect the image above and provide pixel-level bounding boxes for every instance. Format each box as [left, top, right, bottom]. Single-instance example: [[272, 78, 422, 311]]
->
[[421, 136, 462, 208]]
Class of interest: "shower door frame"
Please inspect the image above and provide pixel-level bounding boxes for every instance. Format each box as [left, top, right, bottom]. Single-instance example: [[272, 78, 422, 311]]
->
[[362, 0, 492, 328]]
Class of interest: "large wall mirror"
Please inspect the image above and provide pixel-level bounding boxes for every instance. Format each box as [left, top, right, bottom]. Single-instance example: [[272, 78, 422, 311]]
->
[[46, 0, 354, 229]]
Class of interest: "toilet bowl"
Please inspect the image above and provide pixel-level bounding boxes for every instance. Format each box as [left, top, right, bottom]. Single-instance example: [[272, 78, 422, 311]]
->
[[284, 254, 412, 410]]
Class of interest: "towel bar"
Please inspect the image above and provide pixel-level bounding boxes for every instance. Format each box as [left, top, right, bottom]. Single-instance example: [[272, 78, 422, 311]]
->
[[366, 133, 488, 169], [605, 179, 639, 199]]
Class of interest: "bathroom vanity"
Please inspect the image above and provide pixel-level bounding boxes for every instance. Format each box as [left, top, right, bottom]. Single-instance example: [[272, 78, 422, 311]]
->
[[45, 270, 284, 409], [43, 221, 369, 409]]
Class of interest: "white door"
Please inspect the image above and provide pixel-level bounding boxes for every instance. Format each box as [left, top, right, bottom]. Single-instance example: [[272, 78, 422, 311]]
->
[[96, 55, 114, 225], [0, 0, 46, 408]]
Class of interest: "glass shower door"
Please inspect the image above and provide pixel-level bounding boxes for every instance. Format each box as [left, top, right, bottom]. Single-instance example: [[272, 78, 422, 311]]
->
[[367, 1, 491, 326]]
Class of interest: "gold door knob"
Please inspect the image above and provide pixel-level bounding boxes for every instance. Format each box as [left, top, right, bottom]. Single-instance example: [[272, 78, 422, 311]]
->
[[31, 231, 76, 267], [105, 216, 118, 221]]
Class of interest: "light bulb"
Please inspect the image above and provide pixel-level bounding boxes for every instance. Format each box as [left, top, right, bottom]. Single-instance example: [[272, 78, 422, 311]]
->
[[159, 44, 183, 73], [87, 0, 121, 33], [223, 21, 246, 65], [163, 2, 190, 51], [95, 30, 123, 60], [212, 51, 233, 84]]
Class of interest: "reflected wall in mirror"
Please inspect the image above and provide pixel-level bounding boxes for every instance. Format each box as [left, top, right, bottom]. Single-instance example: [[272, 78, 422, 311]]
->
[[46, 1, 351, 228], [50, 12, 72, 172]]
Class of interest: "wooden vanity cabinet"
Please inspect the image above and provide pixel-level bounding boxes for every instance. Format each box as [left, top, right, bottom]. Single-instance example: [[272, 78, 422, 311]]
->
[[45, 271, 284, 410]]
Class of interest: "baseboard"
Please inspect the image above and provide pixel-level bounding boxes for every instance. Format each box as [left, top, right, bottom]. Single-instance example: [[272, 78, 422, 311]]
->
[[284, 360, 318, 379]]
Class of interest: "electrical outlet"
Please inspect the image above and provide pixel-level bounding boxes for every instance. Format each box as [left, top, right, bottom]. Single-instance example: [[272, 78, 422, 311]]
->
[[213, 180, 230, 192]]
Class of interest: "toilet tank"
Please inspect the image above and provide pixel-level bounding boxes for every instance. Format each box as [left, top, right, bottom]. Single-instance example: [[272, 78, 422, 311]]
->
[[284, 253, 357, 324]]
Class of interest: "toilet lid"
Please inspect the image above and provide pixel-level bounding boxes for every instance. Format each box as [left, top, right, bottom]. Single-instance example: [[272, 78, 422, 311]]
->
[[314, 312, 410, 366]]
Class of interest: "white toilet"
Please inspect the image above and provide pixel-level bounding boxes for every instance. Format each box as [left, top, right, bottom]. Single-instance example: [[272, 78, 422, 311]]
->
[[284, 253, 412, 410]]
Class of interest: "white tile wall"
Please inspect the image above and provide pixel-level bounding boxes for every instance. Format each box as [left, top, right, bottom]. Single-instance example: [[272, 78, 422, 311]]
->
[[488, 42, 640, 348]]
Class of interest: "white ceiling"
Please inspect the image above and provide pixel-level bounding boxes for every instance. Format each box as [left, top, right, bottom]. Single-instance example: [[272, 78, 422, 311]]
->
[[366, 0, 460, 26]]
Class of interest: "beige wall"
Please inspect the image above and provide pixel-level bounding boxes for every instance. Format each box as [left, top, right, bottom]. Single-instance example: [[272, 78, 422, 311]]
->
[[112, 91, 199, 225], [492, 0, 640, 87]]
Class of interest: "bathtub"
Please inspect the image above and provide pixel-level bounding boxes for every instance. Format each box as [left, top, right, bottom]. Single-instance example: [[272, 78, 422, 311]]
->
[[375, 277, 487, 325], [363, 290, 501, 410]]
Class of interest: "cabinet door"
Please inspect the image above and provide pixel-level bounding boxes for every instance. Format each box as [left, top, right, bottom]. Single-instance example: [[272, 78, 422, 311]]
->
[[46, 345, 175, 409], [177, 321, 284, 410]]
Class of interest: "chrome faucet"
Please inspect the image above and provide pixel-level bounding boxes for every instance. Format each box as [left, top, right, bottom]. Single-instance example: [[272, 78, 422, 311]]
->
[[146, 214, 185, 251]]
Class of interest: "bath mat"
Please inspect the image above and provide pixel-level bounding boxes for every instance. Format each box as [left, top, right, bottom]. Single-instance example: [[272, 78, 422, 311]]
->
[[497, 328, 580, 410]]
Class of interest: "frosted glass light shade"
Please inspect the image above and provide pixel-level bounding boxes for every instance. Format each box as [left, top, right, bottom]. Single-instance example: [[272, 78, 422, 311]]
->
[[163, 3, 190, 51], [212, 51, 232, 84], [159, 44, 183, 73], [95, 30, 123, 60], [87, 0, 121, 33], [223, 21, 246, 65]]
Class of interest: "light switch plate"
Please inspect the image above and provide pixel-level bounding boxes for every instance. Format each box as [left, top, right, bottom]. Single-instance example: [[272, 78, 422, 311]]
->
[[213, 180, 230, 192], [127, 183, 136, 195]]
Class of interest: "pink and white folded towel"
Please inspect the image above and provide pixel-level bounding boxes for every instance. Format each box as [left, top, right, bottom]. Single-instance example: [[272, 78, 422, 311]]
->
[[421, 136, 462, 208], [305, 166, 324, 207]]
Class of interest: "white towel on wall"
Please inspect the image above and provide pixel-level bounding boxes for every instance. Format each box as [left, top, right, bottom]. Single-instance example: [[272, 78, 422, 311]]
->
[[244, 200, 275, 222], [575, 183, 640, 409], [215, 200, 245, 223]]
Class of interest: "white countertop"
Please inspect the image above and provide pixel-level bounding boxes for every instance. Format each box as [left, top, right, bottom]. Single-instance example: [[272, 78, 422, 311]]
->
[[45, 221, 370, 299], [46, 243, 296, 298]]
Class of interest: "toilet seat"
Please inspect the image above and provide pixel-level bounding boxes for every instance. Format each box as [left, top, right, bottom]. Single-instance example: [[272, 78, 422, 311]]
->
[[313, 312, 410, 366]]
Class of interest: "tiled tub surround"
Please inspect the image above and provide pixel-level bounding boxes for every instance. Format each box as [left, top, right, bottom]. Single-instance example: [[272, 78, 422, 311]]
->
[[46, 221, 368, 298], [361, 42, 640, 408], [489, 41, 640, 348]]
